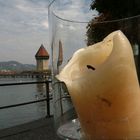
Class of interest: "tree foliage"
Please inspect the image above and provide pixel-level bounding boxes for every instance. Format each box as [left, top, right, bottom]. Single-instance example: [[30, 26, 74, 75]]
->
[[87, 0, 140, 45]]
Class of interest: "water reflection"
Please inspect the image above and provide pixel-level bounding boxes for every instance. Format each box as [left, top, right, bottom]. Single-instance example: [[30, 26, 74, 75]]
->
[[36, 81, 46, 98], [0, 77, 51, 129]]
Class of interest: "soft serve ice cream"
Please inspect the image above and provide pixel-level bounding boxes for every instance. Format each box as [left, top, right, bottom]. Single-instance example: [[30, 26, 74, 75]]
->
[[57, 31, 140, 139]]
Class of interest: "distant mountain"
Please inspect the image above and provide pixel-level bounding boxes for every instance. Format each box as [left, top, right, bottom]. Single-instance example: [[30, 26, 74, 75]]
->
[[0, 61, 36, 71]]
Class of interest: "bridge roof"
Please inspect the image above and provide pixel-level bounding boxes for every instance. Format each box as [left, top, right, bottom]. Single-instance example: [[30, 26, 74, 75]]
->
[[35, 44, 49, 58]]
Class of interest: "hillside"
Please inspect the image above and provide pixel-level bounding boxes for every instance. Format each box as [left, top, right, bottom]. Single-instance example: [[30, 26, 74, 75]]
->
[[0, 61, 36, 71]]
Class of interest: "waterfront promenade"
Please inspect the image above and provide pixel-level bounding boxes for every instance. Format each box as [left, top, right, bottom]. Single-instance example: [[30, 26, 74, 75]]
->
[[0, 117, 61, 140]]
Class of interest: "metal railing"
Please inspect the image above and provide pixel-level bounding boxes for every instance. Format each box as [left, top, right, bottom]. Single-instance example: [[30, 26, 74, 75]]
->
[[0, 80, 52, 117]]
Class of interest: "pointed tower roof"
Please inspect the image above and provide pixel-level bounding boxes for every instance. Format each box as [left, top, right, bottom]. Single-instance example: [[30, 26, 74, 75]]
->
[[35, 44, 49, 60]]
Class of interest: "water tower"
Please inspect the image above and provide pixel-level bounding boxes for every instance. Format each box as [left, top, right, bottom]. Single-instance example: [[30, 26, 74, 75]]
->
[[35, 44, 49, 71]]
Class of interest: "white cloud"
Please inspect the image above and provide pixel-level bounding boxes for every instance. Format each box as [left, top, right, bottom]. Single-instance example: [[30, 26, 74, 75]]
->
[[15, 0, 49, 30], [0, 0, 50, 64], [0, 0, 96, 64], [59, 24, 64, 28], [16, 4, 48, 14], [69, 25, 76, 30], [16, 4, 34, 13], [42, 20, 49, 29], [53, 0, 97, 22]]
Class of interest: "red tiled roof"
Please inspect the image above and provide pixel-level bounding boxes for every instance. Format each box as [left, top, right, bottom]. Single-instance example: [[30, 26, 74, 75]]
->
[[35, 44, 49, 58]]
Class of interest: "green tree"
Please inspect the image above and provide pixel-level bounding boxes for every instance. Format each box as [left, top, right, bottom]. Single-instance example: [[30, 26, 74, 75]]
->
[[87, 0, 140, 81], [87, 0, 140, 45]]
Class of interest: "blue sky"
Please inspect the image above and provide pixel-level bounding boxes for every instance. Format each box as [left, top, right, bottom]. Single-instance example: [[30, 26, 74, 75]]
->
[[0, 0, 97, 65]]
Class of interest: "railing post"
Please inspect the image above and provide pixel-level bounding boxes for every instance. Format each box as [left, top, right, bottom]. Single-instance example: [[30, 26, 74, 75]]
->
[[46, 81, 51, 117]]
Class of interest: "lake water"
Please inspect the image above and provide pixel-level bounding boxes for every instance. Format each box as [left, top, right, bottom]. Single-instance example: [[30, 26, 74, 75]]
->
[[0, 77, 53, 130]]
